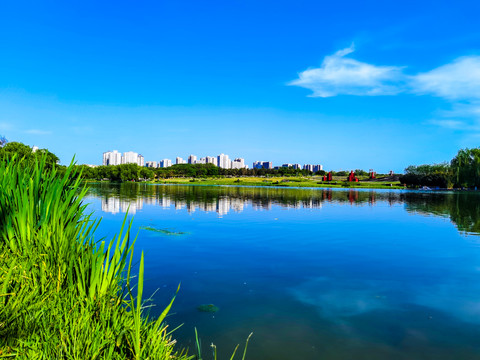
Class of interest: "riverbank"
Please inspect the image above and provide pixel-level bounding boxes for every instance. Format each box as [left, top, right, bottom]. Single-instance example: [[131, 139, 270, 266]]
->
[[148, 176, 405, 189]]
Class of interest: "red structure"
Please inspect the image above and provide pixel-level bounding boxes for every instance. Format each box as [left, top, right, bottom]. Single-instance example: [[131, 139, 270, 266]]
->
[[369, 169, 376, 179], [327, 171, 333, 181], [347, 170, 359, 182]]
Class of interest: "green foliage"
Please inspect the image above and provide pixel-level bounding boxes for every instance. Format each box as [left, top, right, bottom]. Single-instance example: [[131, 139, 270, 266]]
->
[[0, 156, 190, 359], [451, 148, 480, 188], [401, 162, 452, 188], [401, 148, 480, 188], [0, 141, 59, 168]]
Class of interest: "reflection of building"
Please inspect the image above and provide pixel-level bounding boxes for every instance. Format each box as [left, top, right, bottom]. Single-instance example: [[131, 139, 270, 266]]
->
[[97, 186, 386, 218], [101, 197, 143, 215], [102, 197, 120, 214]]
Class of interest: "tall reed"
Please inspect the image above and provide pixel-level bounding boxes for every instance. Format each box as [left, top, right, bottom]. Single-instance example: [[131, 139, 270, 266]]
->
[[0, 156, 191, 359]]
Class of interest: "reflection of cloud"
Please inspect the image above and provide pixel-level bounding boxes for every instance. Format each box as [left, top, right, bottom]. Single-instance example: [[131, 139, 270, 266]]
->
[[290, 275, 480, 325], [290, 277, 391, 318], [413, 280, 480, 324]]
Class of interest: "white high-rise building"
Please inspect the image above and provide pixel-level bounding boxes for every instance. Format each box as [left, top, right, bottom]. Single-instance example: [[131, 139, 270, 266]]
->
[[188, 155, 197, 164], [206, 156, 217, 166], [146, 161, 158, 168], [160, 159, 172, 168], [103, 150, 122, 166], [137, 154, 145, 167], [122, 151, 139, 165], [231, 158, 246, 169], [217, 153, 231, 169], [197, 157, 206, 164], [303, 164, 314, 172], [176, 157, 186, 165]]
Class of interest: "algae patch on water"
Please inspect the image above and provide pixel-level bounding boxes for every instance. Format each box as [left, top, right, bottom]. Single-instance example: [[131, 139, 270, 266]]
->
[[140, 226, 189, 236], [197, 304, 219, 313]]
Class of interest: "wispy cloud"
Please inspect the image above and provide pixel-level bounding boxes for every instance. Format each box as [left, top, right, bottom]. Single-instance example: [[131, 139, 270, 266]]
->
[[290, 47, 480, 131], [25, 129, 52, 135], [411, 56, 480, 101], [288, 44, 405, 97], [291, 47, 480, 101]]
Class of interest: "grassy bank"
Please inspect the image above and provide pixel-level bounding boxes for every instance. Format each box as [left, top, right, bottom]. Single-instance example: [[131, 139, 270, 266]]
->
[[0, 157, 190, 359], [150, 176, 404, 190]]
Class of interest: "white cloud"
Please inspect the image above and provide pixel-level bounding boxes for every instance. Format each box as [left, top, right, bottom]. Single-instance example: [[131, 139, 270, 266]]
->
[[411, 56, 480, 101], [289, 44, 405, 97], [25, 129, 52, 135]]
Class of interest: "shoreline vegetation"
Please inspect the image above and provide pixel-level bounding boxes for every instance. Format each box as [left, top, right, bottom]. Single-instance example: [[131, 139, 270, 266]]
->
[[138, 177, 405, 189], [0, 156, 191, 359]]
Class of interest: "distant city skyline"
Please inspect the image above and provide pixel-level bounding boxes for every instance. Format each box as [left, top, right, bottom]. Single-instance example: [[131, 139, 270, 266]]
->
[[1, 1, 479, 172], [102, 150, 323, 171]]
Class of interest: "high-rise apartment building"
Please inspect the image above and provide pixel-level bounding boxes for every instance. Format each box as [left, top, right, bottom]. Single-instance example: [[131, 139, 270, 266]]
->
[[253, 161, 273, 170], [206, 156, 217, 166], [217, 153, 231, 169], [103, 150, 122, 166], [137, 154, 145, 167], [303, 164, 314, 172], [160, 159, 172, 168], [145, 161, 157, 168], [313, 165, 323, 172], [176, 157, 186, 165], [231, 158, 247, 169], [122, 151, 139, 165], [293, 164, 302, 170], [188, 155, 197, 164]]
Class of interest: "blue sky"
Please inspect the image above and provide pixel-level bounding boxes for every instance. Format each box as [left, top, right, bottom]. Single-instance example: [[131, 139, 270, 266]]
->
[[1, 0, 479, 172]]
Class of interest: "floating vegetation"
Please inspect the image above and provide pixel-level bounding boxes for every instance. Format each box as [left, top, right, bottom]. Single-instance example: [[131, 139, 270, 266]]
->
[[197, 304, 219, 313], [140, 226, 189, 236]]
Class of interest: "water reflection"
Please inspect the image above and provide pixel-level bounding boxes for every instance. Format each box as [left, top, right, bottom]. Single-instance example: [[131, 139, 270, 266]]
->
[[87, 183, 480, 234], [84, 183, 480, 359]]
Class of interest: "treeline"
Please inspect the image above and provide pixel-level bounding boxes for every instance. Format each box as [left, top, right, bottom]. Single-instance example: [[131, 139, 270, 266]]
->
[[400, 148, 480, 188], [76, 163, 325, 181]]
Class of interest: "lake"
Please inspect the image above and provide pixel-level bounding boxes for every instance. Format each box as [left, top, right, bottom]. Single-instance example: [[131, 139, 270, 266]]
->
[[84, 183, 480, 359]]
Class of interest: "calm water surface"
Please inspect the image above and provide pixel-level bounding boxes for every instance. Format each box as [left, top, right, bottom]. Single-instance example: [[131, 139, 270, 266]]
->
[[85, 183, 480, 359]]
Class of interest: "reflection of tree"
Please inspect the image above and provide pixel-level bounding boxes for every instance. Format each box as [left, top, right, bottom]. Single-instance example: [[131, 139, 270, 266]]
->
[[405, 192, 480, 234], [86, 184, 480, 234]]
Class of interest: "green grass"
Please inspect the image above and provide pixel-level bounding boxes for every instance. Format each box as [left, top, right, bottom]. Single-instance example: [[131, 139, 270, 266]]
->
[[0, 156, 191, 359], [153, 176, 404, 190]]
